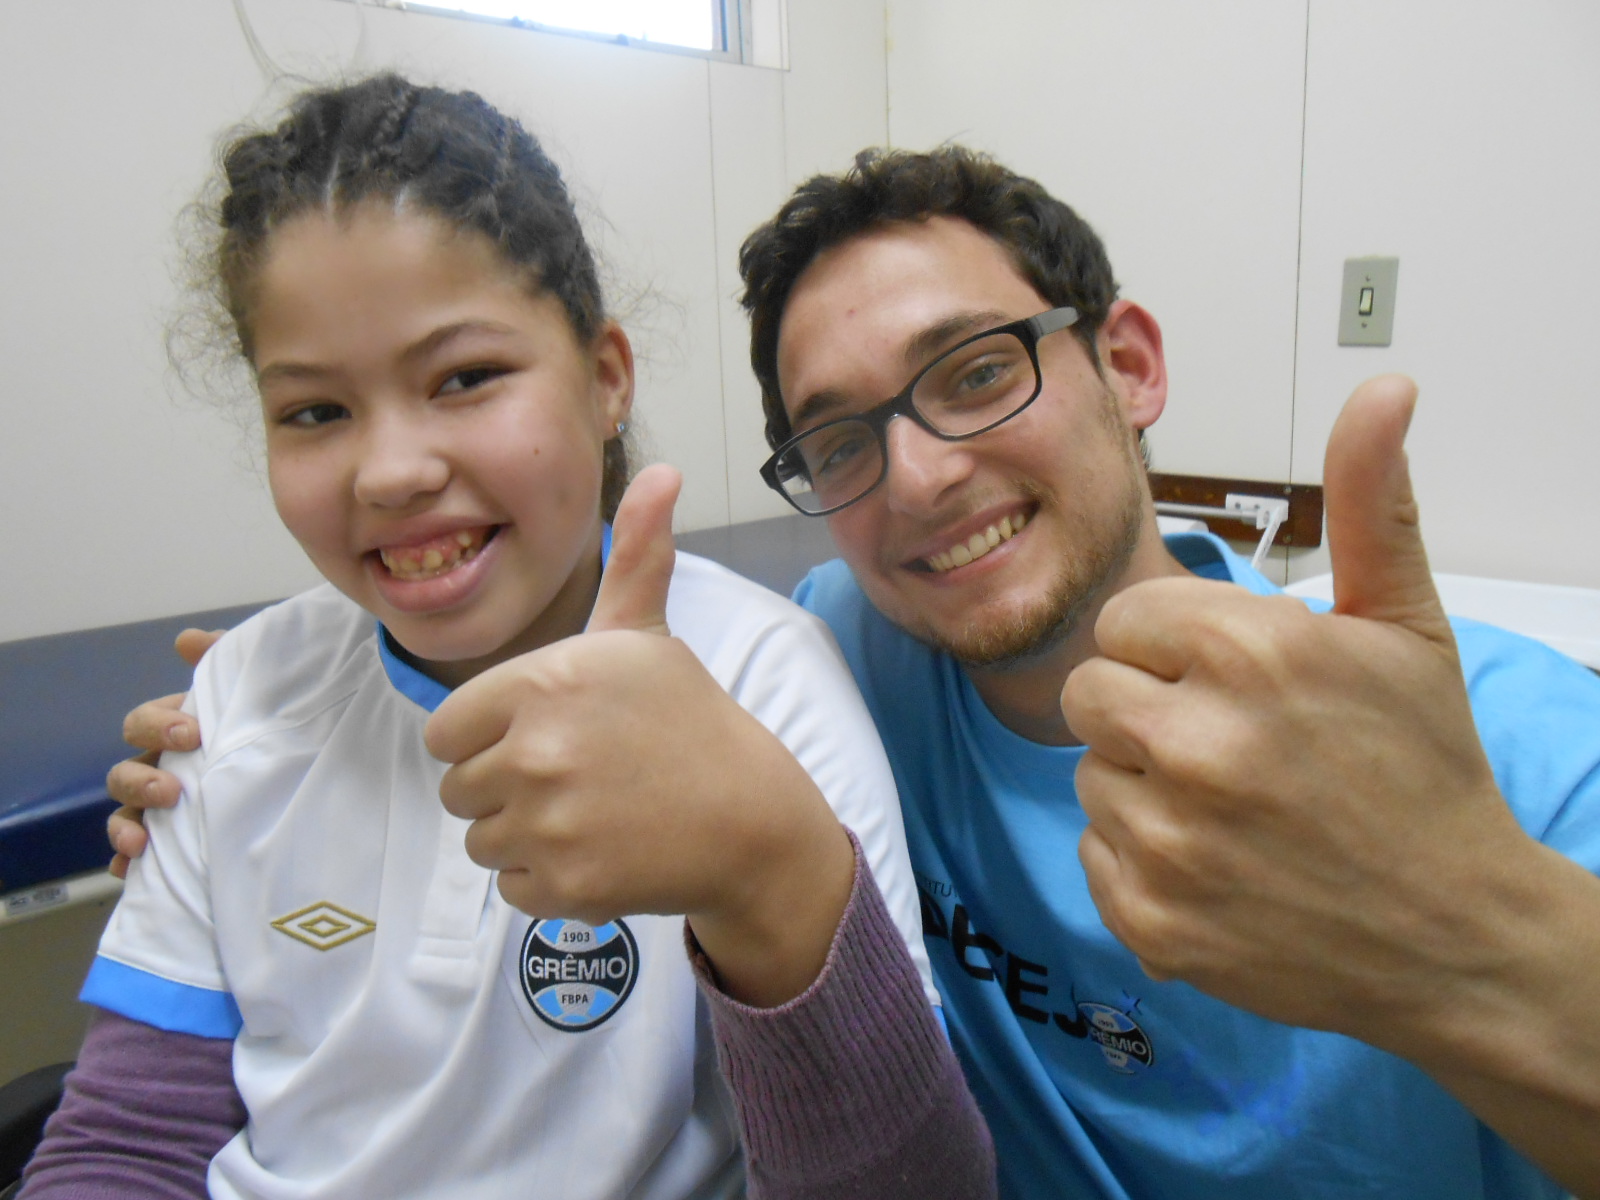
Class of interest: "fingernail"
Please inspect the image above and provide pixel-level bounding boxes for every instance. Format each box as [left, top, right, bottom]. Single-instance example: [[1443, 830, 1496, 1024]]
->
[[168, 724, 197, 751], [145, 780, 164, 803]]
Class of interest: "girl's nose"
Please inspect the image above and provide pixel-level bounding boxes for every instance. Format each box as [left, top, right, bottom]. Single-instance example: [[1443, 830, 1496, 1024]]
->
[[352, 413, 450, 508], [881, 416, 976, 515]]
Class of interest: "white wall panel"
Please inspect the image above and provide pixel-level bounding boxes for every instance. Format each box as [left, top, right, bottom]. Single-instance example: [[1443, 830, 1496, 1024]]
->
[[1293, 0, 1600, 588], [783, 0, 889, 183], [708, 61, 795, 522], [886, 0, 1308, 496], [0, 0, 321, 643]]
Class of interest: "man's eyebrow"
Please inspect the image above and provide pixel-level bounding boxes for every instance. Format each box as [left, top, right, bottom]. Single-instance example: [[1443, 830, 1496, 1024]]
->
[[787, 310, 1014, 434], [790, 388, 855, 433], [902, 310, 1011, 372], [255, 320, 520, 385]]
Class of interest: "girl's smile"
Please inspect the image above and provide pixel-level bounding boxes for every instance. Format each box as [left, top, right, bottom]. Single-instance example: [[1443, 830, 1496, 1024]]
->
[[252, 204, 634, 688], [366, 521, 503, 614]]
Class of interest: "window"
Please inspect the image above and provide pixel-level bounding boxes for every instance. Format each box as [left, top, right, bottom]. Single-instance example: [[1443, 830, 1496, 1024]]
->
[[366, 0, 786, 66]]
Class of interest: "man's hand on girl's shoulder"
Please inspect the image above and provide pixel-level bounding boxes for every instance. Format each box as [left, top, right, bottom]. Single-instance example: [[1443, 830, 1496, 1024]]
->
[[104, 627, 224, 876]]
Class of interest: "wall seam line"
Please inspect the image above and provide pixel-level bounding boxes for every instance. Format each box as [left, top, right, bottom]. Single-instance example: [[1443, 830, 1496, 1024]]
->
[[1285, 0, 1313, 584], [704, 58, 734, 526]]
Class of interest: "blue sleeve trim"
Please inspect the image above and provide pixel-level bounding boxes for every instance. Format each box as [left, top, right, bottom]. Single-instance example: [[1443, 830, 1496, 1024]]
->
[[81, 955, 242, 1040], [933, 1003, 950, 1043]]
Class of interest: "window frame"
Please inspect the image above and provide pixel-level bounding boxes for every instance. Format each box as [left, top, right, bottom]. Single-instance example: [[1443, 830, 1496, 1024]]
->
[[339, 0, 763, 66]]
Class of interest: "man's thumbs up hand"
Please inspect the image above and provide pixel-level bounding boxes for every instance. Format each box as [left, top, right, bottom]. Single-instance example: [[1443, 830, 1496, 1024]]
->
[[1061, 376, 1522, 1044]]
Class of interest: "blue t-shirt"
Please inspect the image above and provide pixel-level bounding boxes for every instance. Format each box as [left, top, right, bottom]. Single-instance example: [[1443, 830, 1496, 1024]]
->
[[795, 532, 1600, 1200]]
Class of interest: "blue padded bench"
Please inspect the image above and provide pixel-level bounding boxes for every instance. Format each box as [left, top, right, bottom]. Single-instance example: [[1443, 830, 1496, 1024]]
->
[[0, 601, 270, 905], [0, 514, 837, 909], [674, 511, 838, 600]]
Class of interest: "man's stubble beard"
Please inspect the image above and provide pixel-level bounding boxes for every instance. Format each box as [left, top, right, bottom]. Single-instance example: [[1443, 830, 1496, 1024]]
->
[[912, 392, 1147, 670]]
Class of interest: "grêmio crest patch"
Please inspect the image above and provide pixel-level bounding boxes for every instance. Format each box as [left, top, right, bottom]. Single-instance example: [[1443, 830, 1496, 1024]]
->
[[519, 917, 639, 1032]]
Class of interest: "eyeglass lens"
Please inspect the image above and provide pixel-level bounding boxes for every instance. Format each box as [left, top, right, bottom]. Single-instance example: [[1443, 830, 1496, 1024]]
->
[[774, 329, 1038, 513]]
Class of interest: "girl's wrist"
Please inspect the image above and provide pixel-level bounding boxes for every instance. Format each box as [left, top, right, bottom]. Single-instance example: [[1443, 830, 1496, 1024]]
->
[[688, 817, 856, 1008]]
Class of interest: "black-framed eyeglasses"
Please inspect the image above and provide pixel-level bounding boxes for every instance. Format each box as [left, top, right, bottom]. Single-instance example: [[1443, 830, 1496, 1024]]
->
[[759, 306, 1080, 516]]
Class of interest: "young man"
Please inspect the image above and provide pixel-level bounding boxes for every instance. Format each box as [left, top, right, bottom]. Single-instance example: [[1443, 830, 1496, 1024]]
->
[[111, 148, 1600, 1199]]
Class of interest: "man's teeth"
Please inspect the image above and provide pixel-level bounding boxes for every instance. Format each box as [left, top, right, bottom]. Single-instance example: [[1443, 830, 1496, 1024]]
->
[[925, 511, 1028, 573], [380, 529, 486, 581]]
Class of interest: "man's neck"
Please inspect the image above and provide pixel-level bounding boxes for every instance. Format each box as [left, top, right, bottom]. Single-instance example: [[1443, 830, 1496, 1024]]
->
[[966, 527, 1190, 746]]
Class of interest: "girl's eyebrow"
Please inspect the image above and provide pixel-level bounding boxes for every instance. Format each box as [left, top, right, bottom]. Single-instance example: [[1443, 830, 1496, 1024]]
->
[[399, 319, 521, 366], [256, 320, 522, 385]]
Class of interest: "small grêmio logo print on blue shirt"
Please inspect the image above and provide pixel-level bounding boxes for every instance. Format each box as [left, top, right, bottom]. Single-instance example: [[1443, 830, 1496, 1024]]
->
[[519, 917, 640, 1031]]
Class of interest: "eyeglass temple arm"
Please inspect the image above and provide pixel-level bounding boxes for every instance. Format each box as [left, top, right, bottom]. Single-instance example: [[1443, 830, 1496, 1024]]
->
[[1026, 306, 1079, 338]]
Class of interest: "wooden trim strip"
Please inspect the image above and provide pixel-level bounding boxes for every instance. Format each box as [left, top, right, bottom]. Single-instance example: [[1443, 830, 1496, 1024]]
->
[[1149, 472, 1324, 550]]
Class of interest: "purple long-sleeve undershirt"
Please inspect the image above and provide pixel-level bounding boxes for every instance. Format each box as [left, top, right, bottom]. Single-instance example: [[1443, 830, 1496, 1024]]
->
[[689, 835, 995, 1199], [21, 840, 993, 1199], [18, 1012, 243, 1199]]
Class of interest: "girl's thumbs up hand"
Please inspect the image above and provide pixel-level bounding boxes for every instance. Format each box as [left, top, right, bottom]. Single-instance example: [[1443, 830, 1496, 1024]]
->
[[426, 465, 853, 1007]]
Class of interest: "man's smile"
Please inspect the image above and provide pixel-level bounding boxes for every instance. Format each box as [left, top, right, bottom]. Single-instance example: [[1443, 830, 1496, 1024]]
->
[[922, 508, 1031, 573]]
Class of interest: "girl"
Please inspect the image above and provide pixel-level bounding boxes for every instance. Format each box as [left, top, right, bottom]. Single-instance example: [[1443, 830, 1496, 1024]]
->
[[21, 75, 991, 1199]]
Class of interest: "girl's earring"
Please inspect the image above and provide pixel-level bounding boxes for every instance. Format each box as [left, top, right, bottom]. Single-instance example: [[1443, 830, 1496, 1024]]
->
[[614, 421, 627, 437]]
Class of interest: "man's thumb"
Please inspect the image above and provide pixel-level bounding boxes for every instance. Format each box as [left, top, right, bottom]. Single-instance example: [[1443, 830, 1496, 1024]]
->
[[1323, 374, 1452, 648], [588, 463, 681, 636]]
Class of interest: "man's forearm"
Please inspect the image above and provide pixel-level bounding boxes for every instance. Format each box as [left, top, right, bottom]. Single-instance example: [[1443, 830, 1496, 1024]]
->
[[1391, 843, 1600, 1200]]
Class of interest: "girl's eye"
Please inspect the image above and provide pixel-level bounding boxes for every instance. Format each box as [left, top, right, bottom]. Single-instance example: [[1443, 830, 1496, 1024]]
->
[[280, 402, 349, 428], [438, 366, 506, 395]]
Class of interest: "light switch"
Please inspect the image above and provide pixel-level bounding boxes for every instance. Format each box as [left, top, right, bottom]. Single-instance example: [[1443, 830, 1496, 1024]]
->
[[1339, 257, 1399, 346]]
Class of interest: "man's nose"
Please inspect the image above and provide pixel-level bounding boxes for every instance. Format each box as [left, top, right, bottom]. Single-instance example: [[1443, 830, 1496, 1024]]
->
[[880, 416, 976, 515], [353, 411, 450, 508]]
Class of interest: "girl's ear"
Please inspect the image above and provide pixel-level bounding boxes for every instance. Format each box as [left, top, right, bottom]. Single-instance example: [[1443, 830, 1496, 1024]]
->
[[591, 320, 636, 434], [1097, 300, 1167, 432]]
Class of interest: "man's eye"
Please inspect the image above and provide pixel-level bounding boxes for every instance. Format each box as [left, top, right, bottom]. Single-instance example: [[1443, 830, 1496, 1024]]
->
[[953, 356, 1021, 396], [809, 429, 872, 477], [439, 366, 505, 395], [281, 402, 349, 428]]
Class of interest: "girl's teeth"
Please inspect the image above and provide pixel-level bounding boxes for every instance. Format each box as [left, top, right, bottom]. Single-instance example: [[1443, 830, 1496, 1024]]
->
[[380, 530, 488, 580]]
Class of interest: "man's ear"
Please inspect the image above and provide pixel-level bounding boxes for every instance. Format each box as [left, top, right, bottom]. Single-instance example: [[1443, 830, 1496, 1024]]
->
[[591, 320, 636, 432], [1096, 299, 1167, 431]]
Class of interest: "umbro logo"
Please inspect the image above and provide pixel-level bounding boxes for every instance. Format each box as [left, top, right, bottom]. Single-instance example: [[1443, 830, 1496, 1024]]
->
[[271, 902, 376, 951]]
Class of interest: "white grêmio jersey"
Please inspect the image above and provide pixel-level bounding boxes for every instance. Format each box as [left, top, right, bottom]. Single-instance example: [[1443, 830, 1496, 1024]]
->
[[86, 550, 937, 1200]]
